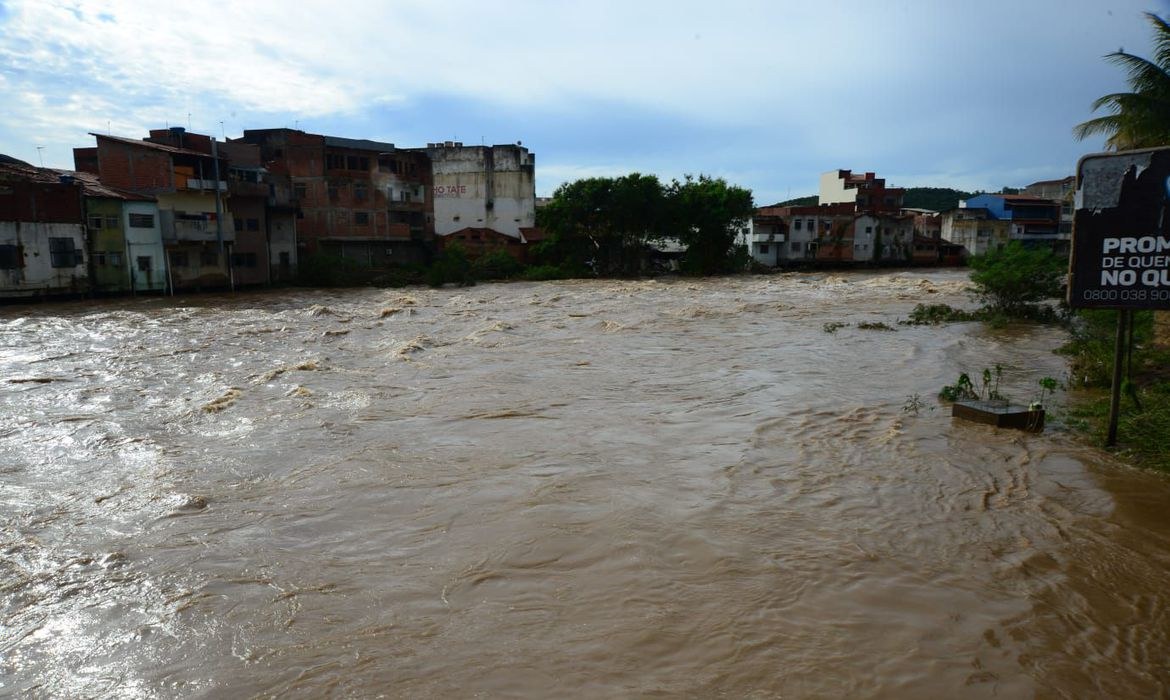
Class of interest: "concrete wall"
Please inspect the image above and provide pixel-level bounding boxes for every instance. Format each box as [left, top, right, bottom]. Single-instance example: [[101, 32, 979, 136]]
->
[[0, 221, 88, 297], [819, 170, 854, 205], [427, 144, 536, 239], [123, 201, 166, 292], [268, 210, 297, 281], [86, 198, 129, 292]]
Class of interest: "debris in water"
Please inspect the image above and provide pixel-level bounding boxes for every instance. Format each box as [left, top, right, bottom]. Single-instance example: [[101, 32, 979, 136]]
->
[[323, 329, 350, 337], [8, 377, 57, 384], [202, 388, 242, 413]]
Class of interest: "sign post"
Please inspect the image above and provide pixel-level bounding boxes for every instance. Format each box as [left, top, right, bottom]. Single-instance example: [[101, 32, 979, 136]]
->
[[1071, 146, 1170, 445]]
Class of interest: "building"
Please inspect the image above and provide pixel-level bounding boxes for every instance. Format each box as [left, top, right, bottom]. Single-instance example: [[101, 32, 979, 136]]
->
[[819, 169, 904, 214], [419, 142, 536, 244], [1024, 176, 1074, 242], [238, 129, 433, 268], [0, 158, 89, 298], [940, 206, 1011, 256], [962, 193, 1063, 251], [71, 170, 164, 294], [75, 128, 235, 290], [220, 140, 274, 286]]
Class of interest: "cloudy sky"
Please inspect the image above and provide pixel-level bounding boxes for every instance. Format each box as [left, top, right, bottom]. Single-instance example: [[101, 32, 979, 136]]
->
[[0, 0, 1166, 203]]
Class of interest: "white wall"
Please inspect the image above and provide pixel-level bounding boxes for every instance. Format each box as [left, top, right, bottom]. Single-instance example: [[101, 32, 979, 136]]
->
[[819, 171, 854, 205], [123, 201, 166, 292], [0, 221, 88, 297], [428, 145, 536, 238]]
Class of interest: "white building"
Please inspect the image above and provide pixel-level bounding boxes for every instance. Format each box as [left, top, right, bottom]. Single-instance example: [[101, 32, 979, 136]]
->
[[421, 142, 536, 239]]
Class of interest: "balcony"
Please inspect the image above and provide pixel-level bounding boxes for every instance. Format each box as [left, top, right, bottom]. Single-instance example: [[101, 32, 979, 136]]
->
[[160, 210, 235, 243], [228, 180, 269, 198], [185, 178, 227, 191]]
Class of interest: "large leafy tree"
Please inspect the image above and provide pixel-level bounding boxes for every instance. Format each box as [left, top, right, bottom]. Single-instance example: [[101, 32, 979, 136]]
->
[[538, 173, 666, 275], [1074, 12, 1170, 149], [666, 175, 754, 275]]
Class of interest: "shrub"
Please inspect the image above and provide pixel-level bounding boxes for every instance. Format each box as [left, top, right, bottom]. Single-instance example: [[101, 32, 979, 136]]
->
[[472, 250, 524, 280], [968, 242, 1066, 317]]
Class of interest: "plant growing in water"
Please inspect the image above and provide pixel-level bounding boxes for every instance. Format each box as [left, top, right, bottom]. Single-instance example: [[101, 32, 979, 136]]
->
[[939, 365, 1007, 403], [1031, 376, 1060, 410]]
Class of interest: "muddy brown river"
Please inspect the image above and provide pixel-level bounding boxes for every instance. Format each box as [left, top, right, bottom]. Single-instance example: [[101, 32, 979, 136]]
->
[[2, 270, 1169, 698]]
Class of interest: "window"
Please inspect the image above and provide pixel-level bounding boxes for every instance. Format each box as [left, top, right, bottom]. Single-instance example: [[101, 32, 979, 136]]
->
[[327, 183, 339, 199], [791, 242, 802, 252], [48, 237, 82, 268], [234, 218, 244, 232], [231, 252, 258, 268], [794, 219, 802, 231], [326, 154, 344, 170], [358, 157, 369, 171], [354, 212, 369, 225], [759, 244, 769, 254], [399, 190, 411, 202], [89, 216, 104, 230], [279, 251, 291, 269], [93, 251, 106, 266], [0, 244, 22, 269], [105, 216, 118, 229], [354, 183, 368, 201], [865, 226, 873, 234], [201, 250, 218, 266], [294, 182, 306, 200], [246, 218, 260, 232], [824, 221, 832, 231], [137, 256, 152, 272], [806, 219, 813, 230], [128, 213, 154, 228], [171, 252, 189, 267], [109, 252, 122, 267]]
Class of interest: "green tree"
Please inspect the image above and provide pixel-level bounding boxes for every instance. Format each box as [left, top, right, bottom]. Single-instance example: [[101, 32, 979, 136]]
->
[[537, 173, 667, 275], [666, 175, 755, 275], [1074, 12, 1170, 149], [968, 242, 1065, 316]]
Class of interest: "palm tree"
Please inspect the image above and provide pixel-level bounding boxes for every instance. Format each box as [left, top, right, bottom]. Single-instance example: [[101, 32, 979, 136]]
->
[[1074, 12, 1170, 150]]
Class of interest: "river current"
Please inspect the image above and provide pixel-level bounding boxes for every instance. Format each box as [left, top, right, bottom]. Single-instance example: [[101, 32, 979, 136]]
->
[[2, 270, 1169, 698]]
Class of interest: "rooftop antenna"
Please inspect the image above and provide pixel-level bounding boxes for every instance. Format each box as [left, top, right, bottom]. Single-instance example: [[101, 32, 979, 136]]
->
[[220, 121, 225, 139], [35, 146, 44, 167], [187, 113, 192, 130], [107, 120, 111, 135]]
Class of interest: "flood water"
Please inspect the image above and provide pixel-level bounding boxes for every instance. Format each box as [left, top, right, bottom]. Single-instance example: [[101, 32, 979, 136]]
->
[[2, 270, 1169, 698]]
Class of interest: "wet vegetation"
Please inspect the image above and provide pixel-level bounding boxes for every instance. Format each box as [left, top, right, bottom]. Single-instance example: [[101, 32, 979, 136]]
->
[[1060, 310, 1170, 470]]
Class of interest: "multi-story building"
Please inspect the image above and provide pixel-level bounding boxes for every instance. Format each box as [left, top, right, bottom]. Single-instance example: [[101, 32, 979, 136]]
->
[[940, 206, 1012, 256], [419, 142, 537, 243], [1024, 176, 1075, 243], [960, 193, 1062, 252], [220, 140, 274, 287], [238, 129, 433, 267], [71, 170, 164, 294], [0, 158, 89, 297], [74, 128, 234, 289], [819, 169, 904, 214]]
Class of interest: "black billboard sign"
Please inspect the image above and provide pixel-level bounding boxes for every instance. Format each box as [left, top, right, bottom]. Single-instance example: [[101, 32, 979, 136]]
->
[[1070, 146, 1170, 309]]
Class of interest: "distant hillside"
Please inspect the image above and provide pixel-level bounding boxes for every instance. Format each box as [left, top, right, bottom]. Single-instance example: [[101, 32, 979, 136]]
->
[[767, 187, 970, 212], [901, 187, 972, 212], [768, 195, 818, 207]]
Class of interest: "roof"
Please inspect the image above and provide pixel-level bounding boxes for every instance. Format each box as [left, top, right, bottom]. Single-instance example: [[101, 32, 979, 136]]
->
[[440, 226, 522, 241], [519, 226, 546, 243], [55, 170, 155, 201], [323, 135, 396, 153], [1026, 176, 1075, 187], [0, 161, 72, 184], [91, 133, 219, 159], [0, 153, 31, 166]]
